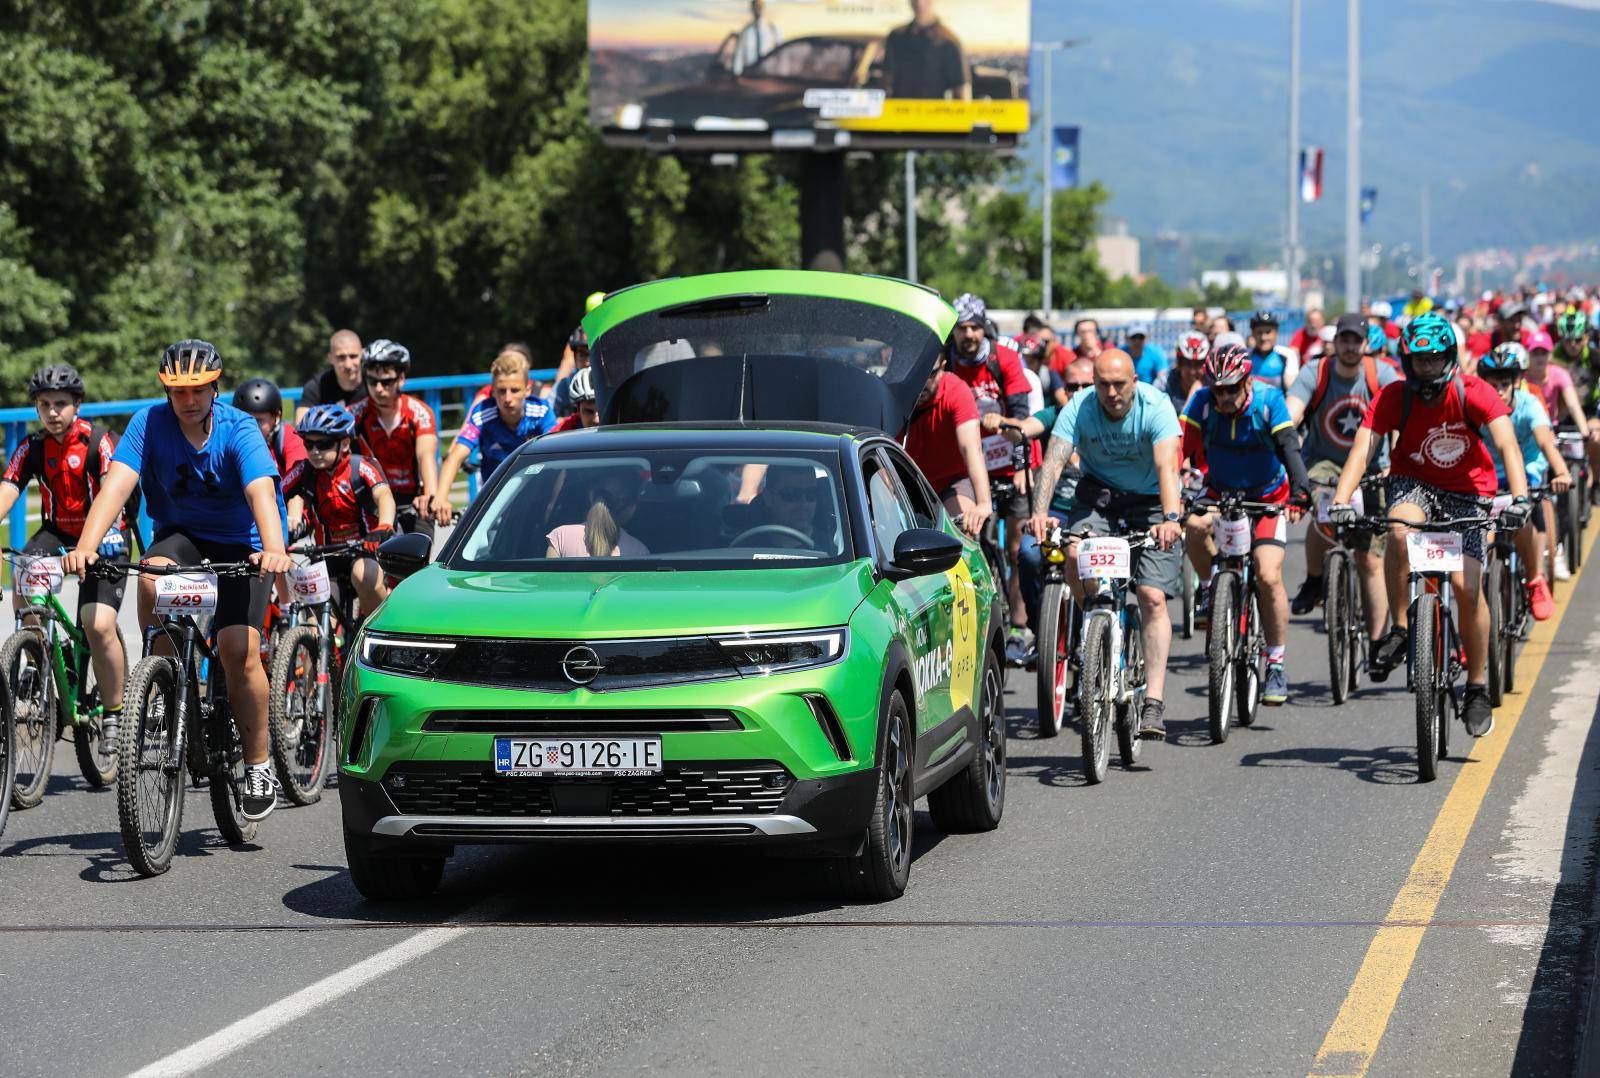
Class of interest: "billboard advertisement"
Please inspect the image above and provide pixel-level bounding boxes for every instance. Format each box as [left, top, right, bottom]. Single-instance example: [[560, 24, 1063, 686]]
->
[[589, 0, 1031, 151]]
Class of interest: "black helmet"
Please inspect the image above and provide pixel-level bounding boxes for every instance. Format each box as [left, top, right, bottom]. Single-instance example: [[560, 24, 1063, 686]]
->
[[28, 364, 85, 400], [233, 377, 282, 416], [361, 338, 411, 373], [159, 339, 223, 387]]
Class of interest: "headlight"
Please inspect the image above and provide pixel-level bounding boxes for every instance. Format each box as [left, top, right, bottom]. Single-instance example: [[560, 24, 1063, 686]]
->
[[359, 633, 458, 678], [713, 628, 848, 677]]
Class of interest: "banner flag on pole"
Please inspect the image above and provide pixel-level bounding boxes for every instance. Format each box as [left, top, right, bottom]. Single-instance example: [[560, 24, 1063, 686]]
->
[[1299, 147, 1324, 203], [1051, 126, 1079, 190], [1360, 186, 1378, 224]]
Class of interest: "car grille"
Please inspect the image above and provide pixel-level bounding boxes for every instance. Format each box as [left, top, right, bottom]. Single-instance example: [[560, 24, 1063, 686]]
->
[[382, 760, 793, 817], [422, 709, 742, 735], [407, 637, 740, 692]]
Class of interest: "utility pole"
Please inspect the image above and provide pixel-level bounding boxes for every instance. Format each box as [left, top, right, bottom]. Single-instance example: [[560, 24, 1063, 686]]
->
[[1344, 0, 1361, 309], [1420, 182, 1430, 288], [905, 151, 918, 282], [1033, 38, 1087, 317], [1286, 0, 1302, 309]]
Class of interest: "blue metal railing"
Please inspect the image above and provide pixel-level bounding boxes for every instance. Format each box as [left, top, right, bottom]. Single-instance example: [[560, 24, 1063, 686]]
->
[[2, 370, 557, 550], [1099, 308, 1307, 360]]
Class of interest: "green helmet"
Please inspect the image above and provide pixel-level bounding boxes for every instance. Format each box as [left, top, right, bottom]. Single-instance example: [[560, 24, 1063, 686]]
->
[[1557, 310, 1588, 341]]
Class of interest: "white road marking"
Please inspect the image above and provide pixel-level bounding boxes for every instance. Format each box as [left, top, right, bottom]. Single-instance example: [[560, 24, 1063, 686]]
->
[[125, 925, 468, 1078]]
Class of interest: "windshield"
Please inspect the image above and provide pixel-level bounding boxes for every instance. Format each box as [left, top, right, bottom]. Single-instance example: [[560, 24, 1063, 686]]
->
[[450, 448, 854, 570], [749, 40, 860, 82]]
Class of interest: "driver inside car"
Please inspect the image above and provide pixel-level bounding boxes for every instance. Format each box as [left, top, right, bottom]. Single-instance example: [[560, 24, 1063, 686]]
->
[[749, 464, 821, 548]]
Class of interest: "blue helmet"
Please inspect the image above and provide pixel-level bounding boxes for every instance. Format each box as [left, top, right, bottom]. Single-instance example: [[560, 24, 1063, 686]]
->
[[1365, 321, 1390, 356], [1481, 342, 1528, 374], [298, 403, 356, 439], [1399, 312, 1459, 399]]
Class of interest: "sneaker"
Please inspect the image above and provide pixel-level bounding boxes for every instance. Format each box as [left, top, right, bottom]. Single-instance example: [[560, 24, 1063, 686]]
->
[[1462, 685, 1494, 738], [1369, 627, 1408, 683], [1195, 584, 1213, 627], [1137, 699, 1167, 740], [240, 767, 278, 821], [1555, 545, 1572, 582], [1004, 626, 1032, 667], [99, 711, 121, 758], [1263, 662, 1289, 705], [1290, 575, 1325, 616], [1526, 575, 1555, 622]]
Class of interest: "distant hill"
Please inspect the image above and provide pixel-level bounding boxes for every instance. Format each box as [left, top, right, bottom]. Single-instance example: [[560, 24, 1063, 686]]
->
[[1029, 0, 1600, 260]]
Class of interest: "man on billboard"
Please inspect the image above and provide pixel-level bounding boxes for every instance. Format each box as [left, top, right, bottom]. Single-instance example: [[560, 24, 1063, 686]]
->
[[883, 0, 971, 100], [730, 0, 782, 76]]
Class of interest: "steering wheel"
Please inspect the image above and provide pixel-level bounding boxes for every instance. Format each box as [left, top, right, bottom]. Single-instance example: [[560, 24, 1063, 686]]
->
[[730, 524, 815, 548]]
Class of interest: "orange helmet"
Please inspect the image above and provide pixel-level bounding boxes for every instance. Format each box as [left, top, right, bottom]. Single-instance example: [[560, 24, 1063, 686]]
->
[[159, 340, 223, 387]]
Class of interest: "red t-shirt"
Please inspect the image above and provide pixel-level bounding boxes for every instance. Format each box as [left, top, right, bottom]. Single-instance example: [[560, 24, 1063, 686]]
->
[[0, 417, 120, 540], [351, 395, 437, 499], [1361, 376, 1510, 496], [269, 423, 306, 478], [1466, 330, 1493, 360], [1047, 344, 1076, 378], [552, 413, 584, 434], [903, 373, 980, 492], [948, 344, 1030, 477]]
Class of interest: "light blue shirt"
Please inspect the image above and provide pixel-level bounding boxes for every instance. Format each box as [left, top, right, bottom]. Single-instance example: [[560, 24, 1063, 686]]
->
[[1050, 382, 1180, 496], [1481, 388, 1549, 488], [1132, 343, 1168, 384]]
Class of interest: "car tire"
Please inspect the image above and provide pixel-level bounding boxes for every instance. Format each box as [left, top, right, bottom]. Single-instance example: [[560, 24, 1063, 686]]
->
[[344, 829, 446, 902], [824, 691, 914, 902], [929, 646, 1006, 833]]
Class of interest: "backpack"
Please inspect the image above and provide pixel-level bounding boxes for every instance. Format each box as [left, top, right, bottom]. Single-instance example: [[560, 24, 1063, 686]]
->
[[28, 423, 144, 553], [1303, 354, 1380, 420], [1193, 387, 1274, 447]]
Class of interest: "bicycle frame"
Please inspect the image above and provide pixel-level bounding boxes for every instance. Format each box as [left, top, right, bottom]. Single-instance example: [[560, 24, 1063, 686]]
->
[[14, 592, 89, 725]]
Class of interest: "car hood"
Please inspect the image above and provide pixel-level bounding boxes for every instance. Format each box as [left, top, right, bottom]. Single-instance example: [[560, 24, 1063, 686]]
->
[[370, 560, 877, 639]]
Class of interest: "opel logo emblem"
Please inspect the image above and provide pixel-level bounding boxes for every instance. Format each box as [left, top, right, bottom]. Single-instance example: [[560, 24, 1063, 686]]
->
[[561, 645, 603, 685]]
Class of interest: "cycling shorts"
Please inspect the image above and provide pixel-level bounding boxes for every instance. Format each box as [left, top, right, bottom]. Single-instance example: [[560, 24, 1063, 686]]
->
[[146, 528, 268, 631], [1064, 486, 1181, 598]]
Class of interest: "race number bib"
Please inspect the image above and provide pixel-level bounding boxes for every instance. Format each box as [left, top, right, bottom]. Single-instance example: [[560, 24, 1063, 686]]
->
[[1077, 537, 1132, 582], [1315, 488, 1364, 524], [1214, 515, 1254, 557], [15, 555, 64, 598], [1405, 531, 1464, 573], [977, 398, 1011, 472], [1560, 437, 1586, 462], [290, 561, 333, 605], [153, 572, 219, 617]]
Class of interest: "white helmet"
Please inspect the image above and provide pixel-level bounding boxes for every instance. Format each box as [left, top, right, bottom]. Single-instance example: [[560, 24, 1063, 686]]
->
[[569, 366, 595, 403]]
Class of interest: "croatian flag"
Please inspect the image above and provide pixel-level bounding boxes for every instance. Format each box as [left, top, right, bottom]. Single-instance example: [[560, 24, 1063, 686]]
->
[[1299, 147, 1324, 203]]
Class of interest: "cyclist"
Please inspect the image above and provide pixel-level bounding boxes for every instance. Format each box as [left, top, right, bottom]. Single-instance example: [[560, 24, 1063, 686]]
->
[[903, 351, 993, 537], [234, 377, 305, 478], [1285, 313, 1399, 644], [294, 330, 365, 423], [349, 339, 441, 540], [1327, 312, 1531, 738], [1557, 309, 1600, 402], [551, 367, 600, 433], [0, 364, 130, 745], [63, 340, 293, 820], [1247, 311, 1300, 391], [283, 404, 396, 618], [1477, 343, 1567, 621], [436, 350, 555, 520], [1181, 343, 1312, 705], [1156, 331, 1209, 413], [551, 327, 591, 416], [1029, 348, 1185, 739]]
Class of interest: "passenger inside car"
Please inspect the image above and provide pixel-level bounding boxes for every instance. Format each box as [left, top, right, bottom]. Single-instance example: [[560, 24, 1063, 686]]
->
[[545, 469, 651, 558]]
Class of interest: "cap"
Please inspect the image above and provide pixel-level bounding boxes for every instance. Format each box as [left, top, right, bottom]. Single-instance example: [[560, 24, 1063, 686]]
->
[[1369, 300, 1393, 319], [1335, 313, 1366, 337], [1125, 322, 1150, 339], [1524, 328, 1554, 352], [1497, 300, 1525, 321]]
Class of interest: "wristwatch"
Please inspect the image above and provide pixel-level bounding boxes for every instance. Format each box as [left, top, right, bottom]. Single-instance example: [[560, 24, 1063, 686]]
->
[[1162, 511, 1181, 523]]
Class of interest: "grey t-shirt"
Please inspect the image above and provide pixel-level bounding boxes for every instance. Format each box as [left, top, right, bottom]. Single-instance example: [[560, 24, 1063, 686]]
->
[[1287, 357, 1400, 470]]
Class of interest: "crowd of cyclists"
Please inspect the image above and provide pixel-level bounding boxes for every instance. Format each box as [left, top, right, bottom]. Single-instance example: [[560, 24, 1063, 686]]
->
[[4, 280, 1600, 845]]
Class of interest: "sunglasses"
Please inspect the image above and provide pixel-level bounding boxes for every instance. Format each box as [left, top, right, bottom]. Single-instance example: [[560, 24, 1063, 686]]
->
[[1212, 382, 1248, 397], [302, 437, 340, 452], [771, 487, 817, 503], [333, 352, 361, 361], [364, 374, 401, 388], [1063, 381, 1093, 392]]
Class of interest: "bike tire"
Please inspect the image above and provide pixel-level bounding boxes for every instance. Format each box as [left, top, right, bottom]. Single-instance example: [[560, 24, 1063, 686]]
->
[[1180, 558, 1196, 640], [1237, 590, 1263, 729], [0, 674, 14, 838], [1078, 615, 1112, 784], [1034, 584, 1069, 739], [206, 669, 259, 847], [1502, 560, 1520, 695], [72, 625, 126, 788], [1, 629, 55, 809], [269, 625, 331, 805], [1411, 594, 1441, 783], [117, 657, 186, 876], [1566, 485, 1583, 571], [1206, 572, 1239, 744], [1325, 551, 1351, 706], [1485, 555, 1504, 709], [1115, 618, 1144, 769]]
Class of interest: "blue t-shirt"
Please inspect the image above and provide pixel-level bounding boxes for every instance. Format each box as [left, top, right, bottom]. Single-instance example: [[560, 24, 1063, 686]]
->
[[1481, 388, 1549, 488], [113, 401, 283, 547], [1249, 346, 1293, 390], [458, 398, 556, 476], [1182, 384, 1294, 497], [1133, 343, 1169, 385], [1049, 382, 1181, 496]]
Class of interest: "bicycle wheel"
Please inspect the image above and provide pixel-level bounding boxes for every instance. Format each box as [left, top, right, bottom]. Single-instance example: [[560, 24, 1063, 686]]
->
[[1502, 560, 1520, 695], [72, 625, 126, 788], [1325, 550, 1352, 706], [1206, 571, 1239, 744], [0, 674, 13, 838], [1484, 555, 1504, 709], [1115, 617, 1144, 769], [1236, 589, 1264, 729], [1, 629, 55, 809], [206, 668, 260, 846], [1566, 485, 1583, 570], [270, 625, 331, 804], [1034, 584, 1070, 738], [1346, 564, 1364, 697], [117, 657, 186, 876], [1180, 558, 1196, 640], [1411, 593, 1441, 782], [1078, 615, 1112, 784]]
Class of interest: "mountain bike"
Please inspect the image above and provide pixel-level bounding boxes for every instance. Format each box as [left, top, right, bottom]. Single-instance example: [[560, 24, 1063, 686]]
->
[[1555, 429, 1588, 571], [1070, 527, 1154, 784], [99, 560, 262, 876], [268, 540, 362, 804], [1, 549, 126, 807], [1032, 522, 1080, 738], [1188, 494, 1283, 744], [1484, 491, 1543, 707], [1311, 478, 1384, 706]]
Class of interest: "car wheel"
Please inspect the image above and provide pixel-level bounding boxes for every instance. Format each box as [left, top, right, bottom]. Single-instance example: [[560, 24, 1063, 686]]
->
[[825, 690, 914, 902], [344, 829, 447, 902], [928, 646, 1006, 832]]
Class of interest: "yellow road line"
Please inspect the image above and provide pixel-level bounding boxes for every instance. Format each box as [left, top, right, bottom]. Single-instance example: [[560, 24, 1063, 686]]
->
[[1309, 520, 1600, 1077]]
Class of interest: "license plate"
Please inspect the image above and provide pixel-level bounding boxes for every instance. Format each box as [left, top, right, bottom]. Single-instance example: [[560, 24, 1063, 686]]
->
[[493, 737, 662, 776]]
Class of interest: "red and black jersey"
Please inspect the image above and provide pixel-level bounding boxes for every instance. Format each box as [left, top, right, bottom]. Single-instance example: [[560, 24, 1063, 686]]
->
[[1, 418, 122, 540], [268, 423, 306, 479], [350, 395, 436, 499], [282, 453, 387, 544]]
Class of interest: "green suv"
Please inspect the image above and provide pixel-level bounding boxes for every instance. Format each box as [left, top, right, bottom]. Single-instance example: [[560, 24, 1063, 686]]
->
[[341, 271, 1006, 901]]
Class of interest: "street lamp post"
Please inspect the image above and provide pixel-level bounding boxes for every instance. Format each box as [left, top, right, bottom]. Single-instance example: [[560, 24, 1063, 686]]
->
[[1344, 0, 1362, 309], [1286, 0, 1302, 309], [1033, 38, 1087, 318]]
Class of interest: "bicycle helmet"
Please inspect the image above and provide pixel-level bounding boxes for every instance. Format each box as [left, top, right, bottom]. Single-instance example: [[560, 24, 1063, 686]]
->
[[298, 403, 357, 439], [361, 338, 411, 374], [1249, 310, 1279, 329], [1557, 310, 1588, 341], [1203, 343, 1253, 387], [159, 339, 223, 387], [1365, 321, 1390, 356], [1175, 330, 1210, 363], [568, 326, 589, 352], [28, 363, 85, 400], [233, 377, 282, 416], [1481, 342, 1528, 375], [569, 366, 595, 403], [1398, 311, 1458, 399]]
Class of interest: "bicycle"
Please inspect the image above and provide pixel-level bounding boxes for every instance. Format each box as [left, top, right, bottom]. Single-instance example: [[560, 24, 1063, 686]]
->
[[1555, 429, 1588, 572], [1311, 477, 1384, 706], [268, 539, 362, 805], [1032, 522, 1080, 738], [1069, 526, 1154, 784], [98, 559, 263, 876], [979, 476, 1016, 628], [0, 548, 127, 807], [1188, 493, 1284, 744], [1483, 490, 1545, 707]]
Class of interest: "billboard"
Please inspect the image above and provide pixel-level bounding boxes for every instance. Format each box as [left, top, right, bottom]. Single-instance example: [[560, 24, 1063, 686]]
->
[[589, 0, 1031, 152]]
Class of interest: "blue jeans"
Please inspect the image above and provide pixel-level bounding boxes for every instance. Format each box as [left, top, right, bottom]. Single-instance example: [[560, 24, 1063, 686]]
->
[[1016, 512, 1069, 630]]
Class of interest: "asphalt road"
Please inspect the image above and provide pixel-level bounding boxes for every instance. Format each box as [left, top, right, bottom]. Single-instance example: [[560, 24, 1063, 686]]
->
[[4, 527, 1600, 1078]]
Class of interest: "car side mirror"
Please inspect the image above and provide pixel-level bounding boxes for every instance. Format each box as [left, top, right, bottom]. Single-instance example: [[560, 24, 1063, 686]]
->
[[888, 528, 963, 580], [376, 532, 432, 582]]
